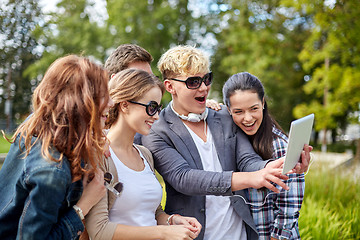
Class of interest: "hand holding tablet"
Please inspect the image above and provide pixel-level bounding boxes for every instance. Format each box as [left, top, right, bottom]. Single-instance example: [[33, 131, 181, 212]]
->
[[282, 114, 315, 174]]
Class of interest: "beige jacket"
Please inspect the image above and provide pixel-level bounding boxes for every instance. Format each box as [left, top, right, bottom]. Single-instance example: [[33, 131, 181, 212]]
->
[[84, 144, 165, 240]]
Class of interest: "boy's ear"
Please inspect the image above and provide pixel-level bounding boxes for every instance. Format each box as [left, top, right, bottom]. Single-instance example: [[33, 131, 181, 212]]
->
[[164, 79, 176, 94]]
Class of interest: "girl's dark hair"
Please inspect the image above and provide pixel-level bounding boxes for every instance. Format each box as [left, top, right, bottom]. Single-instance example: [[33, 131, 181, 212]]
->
[[222, 72, 286, 160]]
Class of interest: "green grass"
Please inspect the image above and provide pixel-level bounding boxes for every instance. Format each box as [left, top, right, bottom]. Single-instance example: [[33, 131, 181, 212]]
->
[[299, 163, 360, 239], [0, 135, 11, 153]]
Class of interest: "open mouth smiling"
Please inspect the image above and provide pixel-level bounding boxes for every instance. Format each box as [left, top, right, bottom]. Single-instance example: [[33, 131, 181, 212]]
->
[[243, 122, 255, 127], [195, 96, 206, 102]]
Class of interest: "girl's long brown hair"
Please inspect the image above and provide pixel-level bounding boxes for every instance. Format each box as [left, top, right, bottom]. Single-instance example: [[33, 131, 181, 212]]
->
[[12, 55, 110, 181]]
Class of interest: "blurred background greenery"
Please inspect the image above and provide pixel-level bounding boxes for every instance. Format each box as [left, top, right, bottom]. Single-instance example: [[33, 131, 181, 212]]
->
[[0, 136, 10, 153], [1, 0, 360, 155], [298, 159, 360, 239], [1, 1, 359, 238]]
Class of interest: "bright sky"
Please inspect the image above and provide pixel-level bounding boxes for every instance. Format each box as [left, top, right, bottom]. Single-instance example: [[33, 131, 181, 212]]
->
[[39, 0, 108, 25]]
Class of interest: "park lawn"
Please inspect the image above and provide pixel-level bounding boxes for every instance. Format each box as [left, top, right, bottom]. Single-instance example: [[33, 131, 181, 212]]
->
[[0, 136, 11, 153], [298, 162, 360, 239]]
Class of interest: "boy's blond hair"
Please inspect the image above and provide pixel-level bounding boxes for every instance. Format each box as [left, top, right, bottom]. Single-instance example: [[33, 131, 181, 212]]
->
[[157, 45, 210, 79]]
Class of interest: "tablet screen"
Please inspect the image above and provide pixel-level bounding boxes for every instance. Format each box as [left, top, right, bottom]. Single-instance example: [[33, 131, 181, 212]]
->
[[282, 113, 314, 174]]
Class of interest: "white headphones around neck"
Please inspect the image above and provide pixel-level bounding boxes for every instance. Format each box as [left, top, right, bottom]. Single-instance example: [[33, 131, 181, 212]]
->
[[170, 101, 208, 122]]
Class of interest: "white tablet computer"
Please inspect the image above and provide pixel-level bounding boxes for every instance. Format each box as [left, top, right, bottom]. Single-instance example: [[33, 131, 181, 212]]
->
[[282, 113, 314, 174]]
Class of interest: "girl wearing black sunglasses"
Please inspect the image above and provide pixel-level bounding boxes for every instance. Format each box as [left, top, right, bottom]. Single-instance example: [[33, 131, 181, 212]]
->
[[84, 69, 202, 240]]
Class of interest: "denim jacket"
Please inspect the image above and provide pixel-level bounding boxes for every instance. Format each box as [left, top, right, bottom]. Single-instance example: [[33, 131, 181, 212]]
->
[[0, 135, 84, 240]]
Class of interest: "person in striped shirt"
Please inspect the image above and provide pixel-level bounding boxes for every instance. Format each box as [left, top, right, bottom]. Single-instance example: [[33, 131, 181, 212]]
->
[[222, 72, 305, 240]]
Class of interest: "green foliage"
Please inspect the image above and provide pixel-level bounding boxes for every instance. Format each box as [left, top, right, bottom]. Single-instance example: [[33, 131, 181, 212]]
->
[[310, 141, 356, 154], [26, 0, 111, 79], [105, 0, 216, 76], [2, 0, 359, 155], [299, 165, 360, 239], [291, 0, 360, 140], [0, 0, 43, 124], [0, 136, 11, 153], [299, 196, 358, 239], [212, 0, 310, 129], [104, 0, 222, 103]]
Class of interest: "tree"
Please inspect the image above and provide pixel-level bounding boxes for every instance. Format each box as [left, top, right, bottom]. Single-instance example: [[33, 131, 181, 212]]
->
[[26, 0, 110, 80], [105, 0, 221, 102], [212, 0, 310, 129], [107, 0, 194, 65], [0, 0, 42, 131], [288, 0, 360, 156]]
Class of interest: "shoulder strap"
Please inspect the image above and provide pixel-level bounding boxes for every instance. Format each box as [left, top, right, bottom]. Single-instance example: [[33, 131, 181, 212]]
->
[[135, 144, 155, 172]]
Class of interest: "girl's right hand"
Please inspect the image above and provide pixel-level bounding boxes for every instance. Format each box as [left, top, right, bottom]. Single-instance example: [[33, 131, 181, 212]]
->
[[76, 169, 106, 216], [171, 215, 202, 237], [161, 225, 198, 240]]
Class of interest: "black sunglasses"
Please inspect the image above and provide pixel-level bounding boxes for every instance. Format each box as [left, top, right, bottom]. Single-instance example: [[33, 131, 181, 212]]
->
[[170, 72, 213, 89], [104, 172, 123, 197], [128, 100, 162, 116]]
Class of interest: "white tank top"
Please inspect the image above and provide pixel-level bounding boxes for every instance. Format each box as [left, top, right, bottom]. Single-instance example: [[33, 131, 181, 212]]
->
[[108, 145, 163, 226]]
